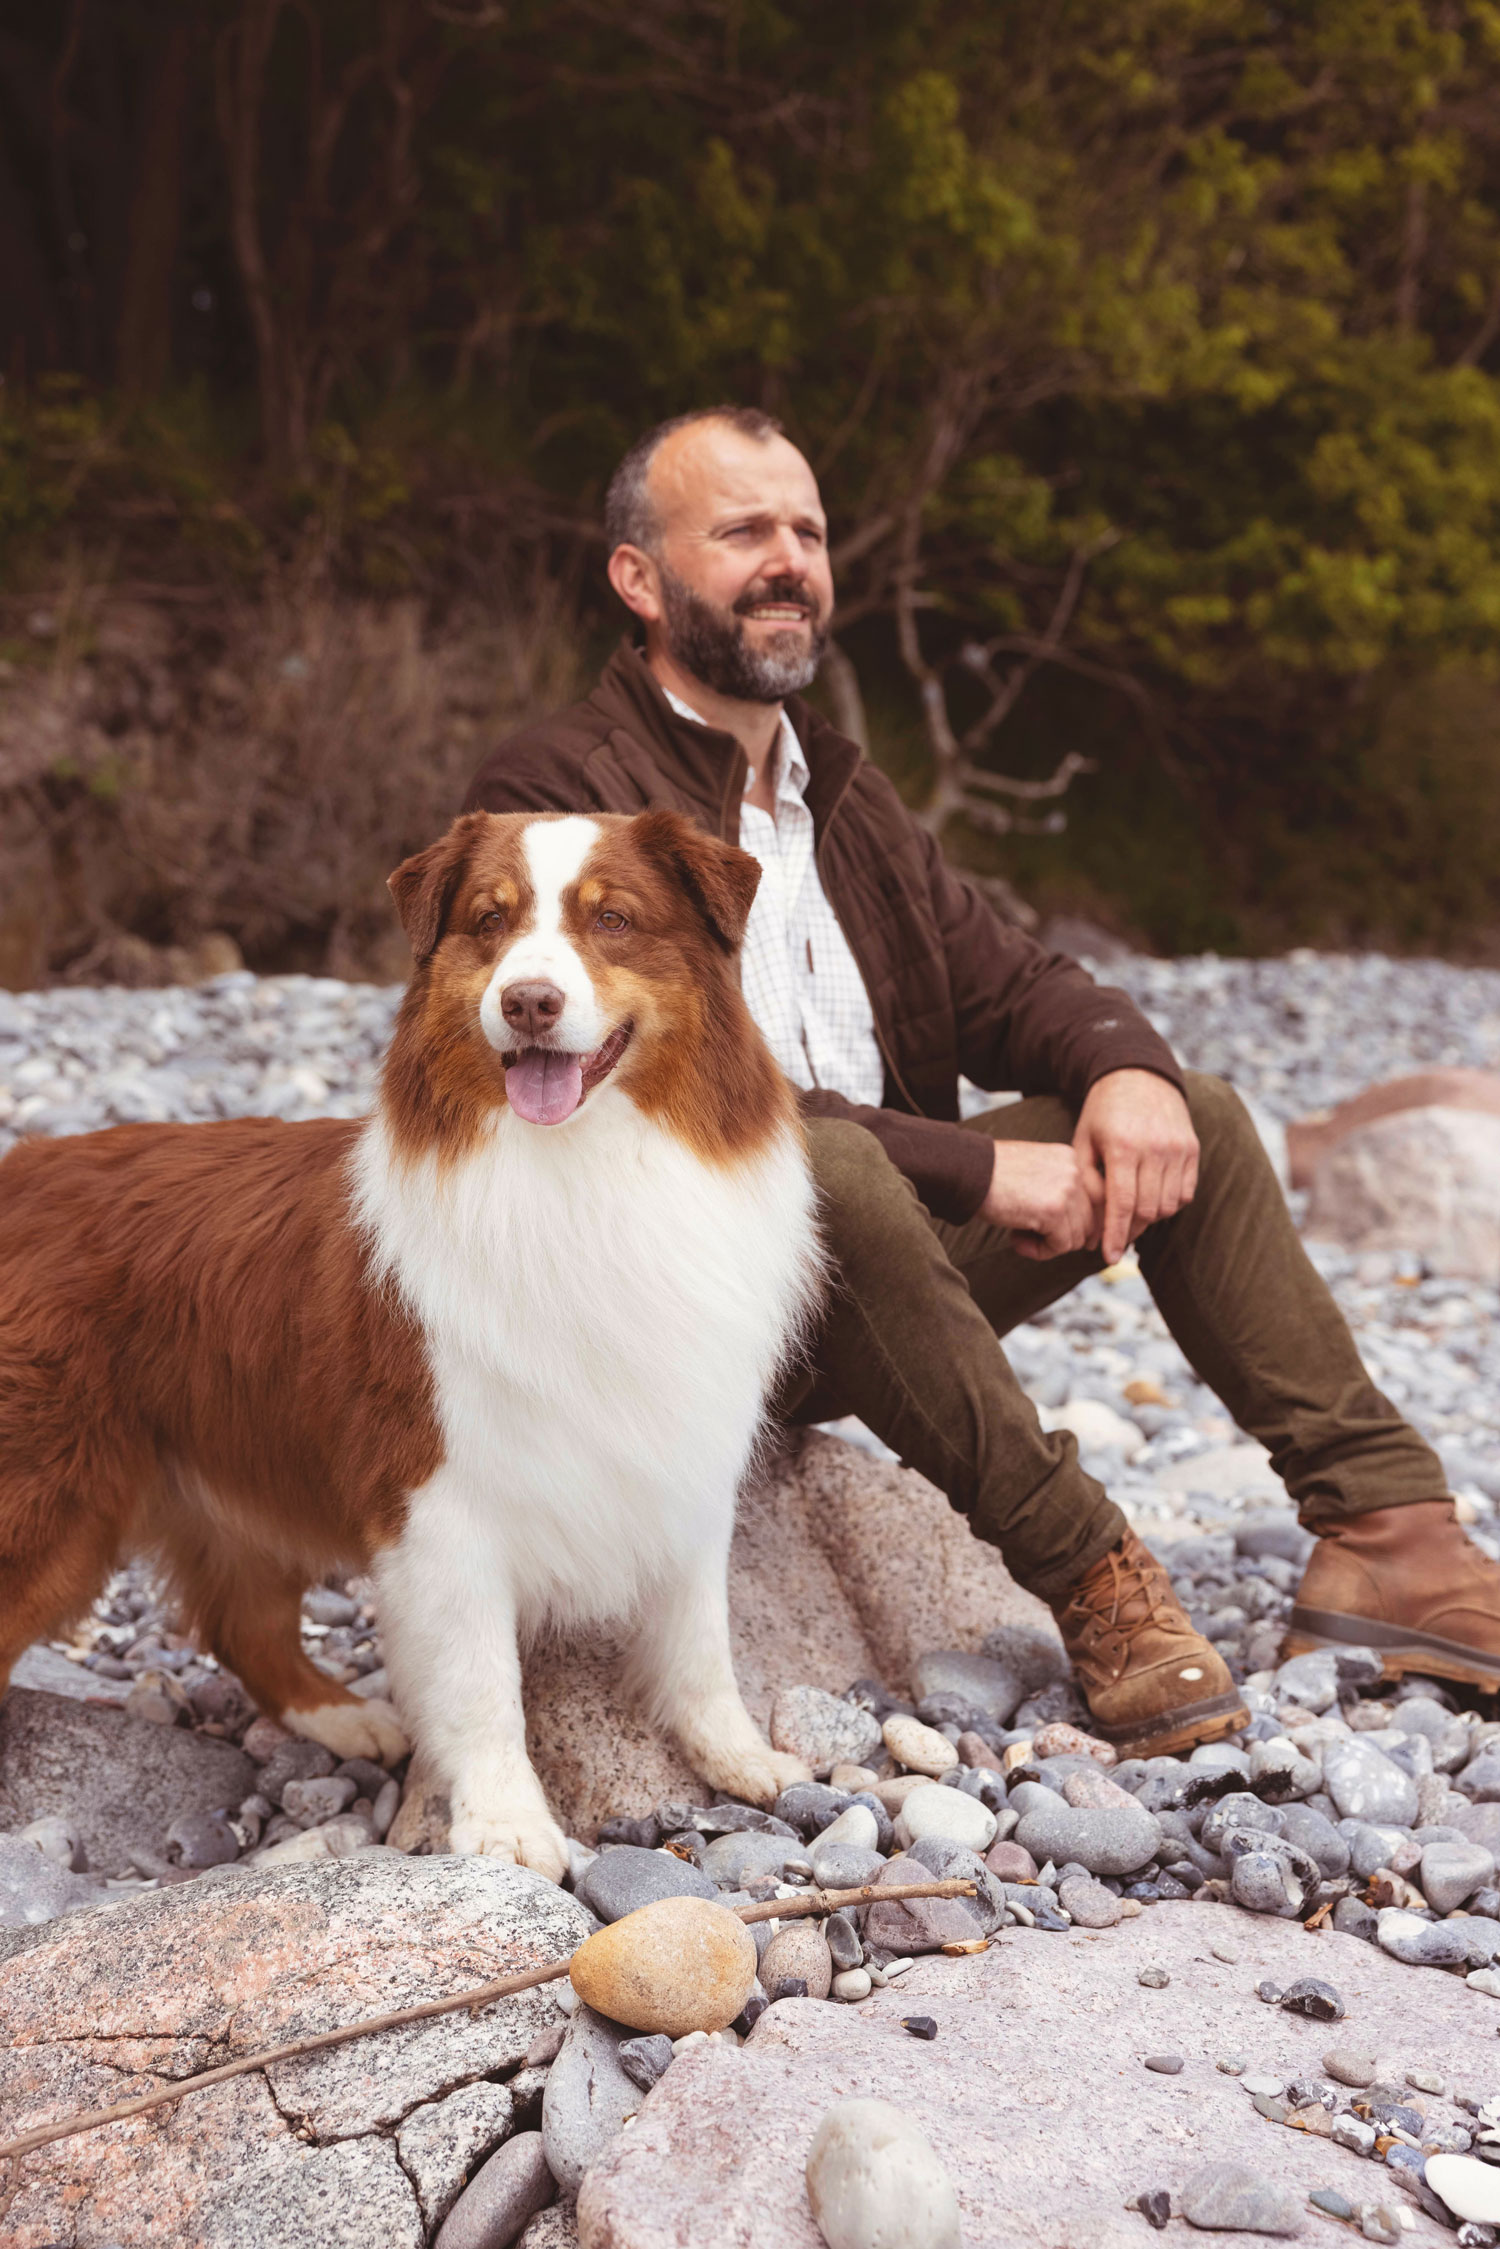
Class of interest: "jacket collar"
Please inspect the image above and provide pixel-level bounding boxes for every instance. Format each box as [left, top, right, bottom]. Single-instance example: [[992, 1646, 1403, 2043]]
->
[[589, 639, 863, 843]]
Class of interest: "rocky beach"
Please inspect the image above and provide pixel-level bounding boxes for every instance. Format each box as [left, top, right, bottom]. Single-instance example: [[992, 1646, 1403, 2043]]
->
[[2, 950, 1499, 2248]]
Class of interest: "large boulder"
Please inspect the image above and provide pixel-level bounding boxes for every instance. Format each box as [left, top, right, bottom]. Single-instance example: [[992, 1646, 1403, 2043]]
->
[[0, 1853, 590, 2248], [577, 1901, 1486, 2248], [395, 1432, 1055, 1848], [0, 1688, 256, 1875], [1286, 1068, 1500, 1189], [1303, 1102, 1500, 1280]]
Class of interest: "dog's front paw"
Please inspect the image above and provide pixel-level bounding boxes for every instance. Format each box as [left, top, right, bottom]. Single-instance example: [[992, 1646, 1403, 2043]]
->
[[692, 1743, 812, 1808], [283, 1696, 409, 1766], [449, 1795, 570, 1884]]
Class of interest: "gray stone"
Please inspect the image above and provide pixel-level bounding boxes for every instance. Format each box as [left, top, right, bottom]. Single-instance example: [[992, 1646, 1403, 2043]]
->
[[542, 2002, 641, 2195], [827, 1912, 863, 1972], [397, 2081, 515, 2230], [1013, 1799, 1161, 1879], [16, 1813, 86, 1871], [0, 1832, 109, 1927], [1276, 1804, 1349, 1876], [1459, 1751, 1500, 1805], [1144, 2053, 1185, 2075], [1221, 1829, 1320, 1918], [774, 1782, 855, 1839], [1279, 1978, 1344, 2021], [304, 1586, 360, 1627], [768, 1685, 881, 1777], [257, 1738, 339, 1804], [1455, 1802, 1500, 1854], [435, 2132, 556, 2249], [700, 1830, 807, 1887], [517, 2209, 578, 2249], [1272, 1651, 1340, 1715], [1345, 1823, 1413, 1881], [619, 2034, 675, 2092], [1179, 2163, 1305, 2236], [198, 2136, 423, 2248], [1323, 2049, 1378, 2087], [167, 1809, 242, 1868], [1322, 1740, 1421, 1827], [807, 1840, 886, 1889], [1422, 1838, 1497, 1915], [10, 1642, 131, 1704], [910, 1649, 1033, 1726], [575, 1845, 718, 1923], [0, 1688, 256, 1876], [1202, 1795, 1284, 1855], [1332, 2116, 1379, 2156], [1375, 1907, 1474, 1968], [282, 1774, 358, 1826], [1058, 1873, 1121, 1928]]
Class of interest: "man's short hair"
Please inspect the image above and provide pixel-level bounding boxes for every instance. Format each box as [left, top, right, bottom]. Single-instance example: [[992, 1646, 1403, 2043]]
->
[[604, 406, 785, 555]]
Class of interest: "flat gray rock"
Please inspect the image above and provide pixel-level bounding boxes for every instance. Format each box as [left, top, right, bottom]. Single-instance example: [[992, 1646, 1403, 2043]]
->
[[909, 1648, 1032, 1725], [0, 1686, 255, 1874], [10, 1643, 132, 1704], [575, 1843, 717, 1922], [1013, 1798, 1160, 1878], [436, 2131, 555, 2248], [0, 1854, 589, 2246], [1321, 1739, 1419, 1827], [0, 1832, 111, 1927], [1178, 2162, 1304, 2236], [577, 1901, 1484, 2247]]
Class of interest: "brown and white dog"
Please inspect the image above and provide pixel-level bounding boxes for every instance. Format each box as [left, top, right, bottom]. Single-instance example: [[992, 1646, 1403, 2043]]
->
[[0, 809, 821, 1878]]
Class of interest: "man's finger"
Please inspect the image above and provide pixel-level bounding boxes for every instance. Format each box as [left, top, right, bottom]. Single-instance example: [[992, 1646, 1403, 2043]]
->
[[1102, 1153, 1138, 1265]]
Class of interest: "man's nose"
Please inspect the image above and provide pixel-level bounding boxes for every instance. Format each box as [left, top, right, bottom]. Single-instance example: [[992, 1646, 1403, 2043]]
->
[[500, 979, 565, 1040], [766, 525, 809, 579]]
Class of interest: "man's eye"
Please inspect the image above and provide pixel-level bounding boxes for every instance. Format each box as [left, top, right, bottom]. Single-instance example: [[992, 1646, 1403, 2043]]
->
[[596, 909, 629, 933], [477, 910, 507, 936]]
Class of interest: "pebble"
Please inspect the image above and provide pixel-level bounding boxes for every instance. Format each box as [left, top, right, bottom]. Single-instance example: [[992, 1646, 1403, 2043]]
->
[[1423, 1839, 1497, 1914], [1179, 2162, 1306, 2236], [575, 1835, 719, 1925], [1469, 1968, 1500, 1999], [894, 1785, 996, 1855], [984, 1839, 1039, 1882], [883, 1716, 960, 1779], [1428, 2156, 1500, 2227], [1058, 1873, 1121, 1928], [1323, 1740, 1421, 1827], [1334, 2117, 1380, 2157], [1376, 1908, 1474, 1968], [827, 1912, 864, 1972], [760, 1921, 834, 2003], [1216, 2056, 1248, 2076], [568, 1896, 758, 2036], [1226, 1832, 1320, 1918], [1131, 2188, 1172, 2229], [541, 2005, 641, 2196], [1324, 2049, 1379, 2087], [804, 2098, 961, 2249], [700, 1830, 807, 1888], [1279, 1977, 1345, 2021], [902, 2016, 938, 2040], [1144, 2053, 1184, 2075], [17, 1816, 86, 1873], [769, 1685, 882, 1777], [1138, 1965, 1171, 1989], [832, 1968, 872, 2002], [433, 2130, 554, 2249], [1012, 1800, 1161, 1879], [1031, 1721, 1117, 1765], [617, 2034, 675, 2092]]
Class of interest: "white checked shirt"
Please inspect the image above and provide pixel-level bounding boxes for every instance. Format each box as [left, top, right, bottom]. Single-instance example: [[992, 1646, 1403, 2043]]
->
[[662, 689, 886, 1106]]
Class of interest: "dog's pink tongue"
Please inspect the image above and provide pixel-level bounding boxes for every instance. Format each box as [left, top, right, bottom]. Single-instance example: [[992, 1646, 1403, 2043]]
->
[[504, 1049, 584, 1125]]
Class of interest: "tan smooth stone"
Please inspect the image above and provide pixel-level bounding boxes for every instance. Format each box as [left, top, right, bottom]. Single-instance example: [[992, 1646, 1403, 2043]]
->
[[882, 1715, 959, 1778], [829, 1762, 882, 1794], [568, 1896, 757, 2037], [1031, 1721, 1116, 1765], [868, 1773, 942, 1814], [760, 1920, 833, 2002]]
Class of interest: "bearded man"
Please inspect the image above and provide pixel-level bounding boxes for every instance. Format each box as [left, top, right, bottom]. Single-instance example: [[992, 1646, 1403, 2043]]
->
[[462, 405, 1499, 1756]]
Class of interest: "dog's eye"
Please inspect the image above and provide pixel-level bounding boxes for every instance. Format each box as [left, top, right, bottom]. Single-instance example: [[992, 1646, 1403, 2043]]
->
[[477, 909, 507, 937], [596, 909, 629, 933]]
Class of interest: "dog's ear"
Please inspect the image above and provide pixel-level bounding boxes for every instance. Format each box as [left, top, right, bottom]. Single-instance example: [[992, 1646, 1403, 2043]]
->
[[388, 815, 484, 964], [635, 808, 762, 951]]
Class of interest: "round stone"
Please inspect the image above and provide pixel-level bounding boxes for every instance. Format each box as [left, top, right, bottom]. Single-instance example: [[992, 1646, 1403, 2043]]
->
[[883, 1716, 960, 1779], [1012, 1799, 1161, 1879], [805, 2097, 961, 2249], [760, 1920, 833, 2002], [435, 2130, 554, 2249], [574, 1844, 718, 1924], [832, 1968, 872, 2002], [568, 1895, 758, 2037], [770, 1686, 883, 1777], [1057, 1873, 1121, 1928], [1427, 2154, 1500, 2226], [813, 1804, 880, 1855], [1138, 1966, 1171, 1989], [1422, 1838, 1497, 1915], [1031, 1720, 1116, 1765], [1279, 1977, 1345, 2022], [808, 1841, 887, 1890], [1144, 2053, 1185, 2075], [1323, 2048, 1378, 2087], [895, 1783, 996, 1854], [1376, 1907, 1474, 1968]]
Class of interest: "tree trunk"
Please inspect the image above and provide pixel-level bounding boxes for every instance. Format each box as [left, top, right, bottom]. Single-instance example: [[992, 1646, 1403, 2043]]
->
[[116, 10, 193, 398]]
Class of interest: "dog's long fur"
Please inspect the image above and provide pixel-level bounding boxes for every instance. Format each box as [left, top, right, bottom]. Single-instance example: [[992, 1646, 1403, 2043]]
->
[[0, 808, 821, 1875]]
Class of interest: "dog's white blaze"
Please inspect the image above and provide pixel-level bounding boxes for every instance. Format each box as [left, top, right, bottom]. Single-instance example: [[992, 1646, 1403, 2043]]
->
[[352, 1087, 821, 1865], [477, 814, 607, 1058]]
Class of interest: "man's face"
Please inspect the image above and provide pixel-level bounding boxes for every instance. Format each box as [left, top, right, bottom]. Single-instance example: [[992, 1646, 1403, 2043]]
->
[[639, 423, 835, 703]]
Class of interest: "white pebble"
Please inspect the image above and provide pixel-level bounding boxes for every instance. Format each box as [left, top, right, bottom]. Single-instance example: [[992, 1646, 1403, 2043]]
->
[[894, 1783, 996, 1854], [806, 2097, 961, 2249], [832, 1969, 873, 2002], [882, 1716, 958, 1778]]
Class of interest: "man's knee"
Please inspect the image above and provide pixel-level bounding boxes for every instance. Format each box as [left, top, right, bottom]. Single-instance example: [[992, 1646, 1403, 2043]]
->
[[1181, 1069, 1273, 1174], [802, 1119, 924, 1252]]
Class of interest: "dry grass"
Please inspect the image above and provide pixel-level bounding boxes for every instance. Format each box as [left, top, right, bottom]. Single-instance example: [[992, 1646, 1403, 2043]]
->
[[0, 563, 589, 988]]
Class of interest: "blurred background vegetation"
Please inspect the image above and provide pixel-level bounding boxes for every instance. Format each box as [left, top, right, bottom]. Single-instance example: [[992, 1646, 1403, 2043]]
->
[[3, 0, 1500, 983]]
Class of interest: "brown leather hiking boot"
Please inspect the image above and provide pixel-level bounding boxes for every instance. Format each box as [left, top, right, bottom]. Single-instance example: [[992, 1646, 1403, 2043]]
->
[[1051, 1527, 1249, 1758], [1282, 1499, 1500, 1691]]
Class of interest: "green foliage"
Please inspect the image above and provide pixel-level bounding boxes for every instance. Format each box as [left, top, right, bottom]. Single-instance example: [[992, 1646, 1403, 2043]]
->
[[7, 0, 1500, 949]]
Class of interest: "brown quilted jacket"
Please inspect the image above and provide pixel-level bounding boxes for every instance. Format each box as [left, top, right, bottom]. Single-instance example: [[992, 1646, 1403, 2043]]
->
[[462, 641, 1184, 1222]]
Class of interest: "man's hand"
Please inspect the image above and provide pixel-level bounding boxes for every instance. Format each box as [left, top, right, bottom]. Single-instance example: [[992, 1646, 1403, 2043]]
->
[[980, 1141, 1105, 1261], [1074, 1070, 1199, 1265]]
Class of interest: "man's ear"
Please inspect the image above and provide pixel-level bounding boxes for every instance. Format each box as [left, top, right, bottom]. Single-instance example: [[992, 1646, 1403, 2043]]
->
[[634, 807, 761, 951], [387, 814, 485, 964]]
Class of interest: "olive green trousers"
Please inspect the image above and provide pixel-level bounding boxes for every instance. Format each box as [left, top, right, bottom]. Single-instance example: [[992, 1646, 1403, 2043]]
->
[[781, 1072, 1447, 1606]]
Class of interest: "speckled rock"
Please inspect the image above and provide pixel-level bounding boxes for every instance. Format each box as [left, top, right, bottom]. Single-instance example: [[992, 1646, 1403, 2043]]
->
[[761, 1920, 834, 2003], [569, 1895, 757, 2036], [882, 1716, 959, 1779], [435, 2132, 554, 2249], [1178, 2163, 1304, 2236], [804, 2099, 962, 2249], [542, 2003, 645, 2196], [396, 2081, 515, 2231], [771, 1686, 883, 1777]]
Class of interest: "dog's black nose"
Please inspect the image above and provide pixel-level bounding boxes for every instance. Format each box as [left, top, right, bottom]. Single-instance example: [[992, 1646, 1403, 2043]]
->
[[501, 979, 565, 1039]]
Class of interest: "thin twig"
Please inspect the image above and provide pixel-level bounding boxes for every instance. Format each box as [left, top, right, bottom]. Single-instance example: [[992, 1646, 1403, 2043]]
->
[[0, 1878, 975, 2165]]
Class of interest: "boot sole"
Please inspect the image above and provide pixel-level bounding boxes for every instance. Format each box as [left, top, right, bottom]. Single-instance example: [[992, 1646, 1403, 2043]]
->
[[1284, 1604, 1500, 1693], [1093, 1689, 1250, 1763]]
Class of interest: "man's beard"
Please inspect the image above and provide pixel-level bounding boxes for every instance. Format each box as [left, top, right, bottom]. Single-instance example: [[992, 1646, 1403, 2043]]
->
[[657, 565, 828, 703]]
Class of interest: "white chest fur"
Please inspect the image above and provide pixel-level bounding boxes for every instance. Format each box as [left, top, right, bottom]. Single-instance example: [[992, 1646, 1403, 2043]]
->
[[351, 1088, 820, 1630]]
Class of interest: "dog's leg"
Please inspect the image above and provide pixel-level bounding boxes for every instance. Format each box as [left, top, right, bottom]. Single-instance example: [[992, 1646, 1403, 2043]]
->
[[0, 1485, 121, 1701], [625, 1533, 812, 1807], [186, 1542, 408, 1767], [373, 1471, 569, 1882]]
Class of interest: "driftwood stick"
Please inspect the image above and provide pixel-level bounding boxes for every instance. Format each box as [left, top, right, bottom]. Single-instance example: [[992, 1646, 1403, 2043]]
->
[[0, 1878, 975, 2163]]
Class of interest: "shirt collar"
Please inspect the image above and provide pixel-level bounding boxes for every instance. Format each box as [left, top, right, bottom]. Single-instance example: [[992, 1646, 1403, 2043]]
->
[[660, 686, 806, 803]]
